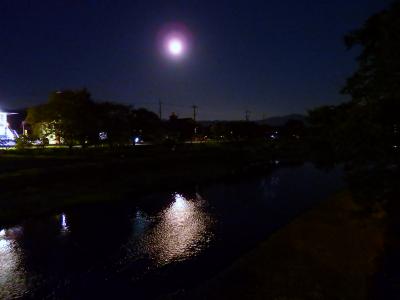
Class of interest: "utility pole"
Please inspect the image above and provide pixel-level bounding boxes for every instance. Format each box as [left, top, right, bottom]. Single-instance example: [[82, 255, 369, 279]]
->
[[245, 110, 251, 122], [192, 105, 198, 121], [262, 113, 267, 120], [158, 100, 163, 120]]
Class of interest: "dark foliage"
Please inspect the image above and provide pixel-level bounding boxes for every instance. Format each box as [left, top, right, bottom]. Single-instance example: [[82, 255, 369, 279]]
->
[[26, 90, 162, 147], [308, 2, 400, 205]]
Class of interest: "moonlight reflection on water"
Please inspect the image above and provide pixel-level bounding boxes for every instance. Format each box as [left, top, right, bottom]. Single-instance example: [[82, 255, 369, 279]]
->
[[0, 164, 344, 299], [131, 193, 215, 266], [0, 227, 27, 299]]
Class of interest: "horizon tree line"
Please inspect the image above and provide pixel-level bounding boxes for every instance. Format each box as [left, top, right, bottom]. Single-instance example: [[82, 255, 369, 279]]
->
[[25, 89, 162, 147], [22, 89, 298, 147]]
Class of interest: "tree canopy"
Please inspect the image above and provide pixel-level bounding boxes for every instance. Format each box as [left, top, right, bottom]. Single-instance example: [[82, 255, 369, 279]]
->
[[27, 89, 97, 145], [342, 1, 400, 105], [26, 89, 161, 146], [307, 2, 400, 205], [308, 2, 400, 163]]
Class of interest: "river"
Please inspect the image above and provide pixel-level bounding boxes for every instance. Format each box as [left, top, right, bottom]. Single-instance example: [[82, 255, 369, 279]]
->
[[0, 162, 343, 299]]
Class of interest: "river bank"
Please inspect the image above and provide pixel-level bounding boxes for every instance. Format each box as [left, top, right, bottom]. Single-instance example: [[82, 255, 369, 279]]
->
[[0, 162, 344, 300], [180, 191, 386, 300], [0, 143, 282, 225]]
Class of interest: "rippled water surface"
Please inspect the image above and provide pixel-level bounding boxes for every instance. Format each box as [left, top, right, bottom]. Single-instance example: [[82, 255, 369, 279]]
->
[[0, 163, 343, 299]]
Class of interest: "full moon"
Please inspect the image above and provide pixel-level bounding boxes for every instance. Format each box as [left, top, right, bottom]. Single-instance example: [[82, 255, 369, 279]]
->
[[158, 22, 191, 60], [168, 39, 183, 56]]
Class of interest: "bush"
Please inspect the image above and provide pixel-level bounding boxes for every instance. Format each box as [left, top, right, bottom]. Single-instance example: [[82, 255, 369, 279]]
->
[[15, 135, 32, 150]]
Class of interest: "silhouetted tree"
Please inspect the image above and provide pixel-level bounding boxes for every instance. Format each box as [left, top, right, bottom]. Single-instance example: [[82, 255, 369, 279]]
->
[[130, 108, 162, 142], [282, 119, 305, 138], [27, 89, 98, 146], [96, 102, 132, 146], [165, 113, 196, 142], [341, 1, 400, 160], [308, 2, 400, 206], [309, 2, 400, 162], [26, 89, 165, 147]]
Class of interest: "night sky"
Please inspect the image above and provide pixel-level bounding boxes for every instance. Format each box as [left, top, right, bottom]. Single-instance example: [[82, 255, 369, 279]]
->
[[0, 0, 392, 120]]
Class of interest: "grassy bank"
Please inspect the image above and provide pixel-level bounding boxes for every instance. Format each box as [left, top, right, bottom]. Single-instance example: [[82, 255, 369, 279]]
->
[[181, 191, 386, 300], [0, 143, 277, 224]]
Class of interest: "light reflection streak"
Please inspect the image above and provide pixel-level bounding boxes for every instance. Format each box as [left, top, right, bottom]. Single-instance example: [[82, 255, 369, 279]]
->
[[60, 213, 70, 234], [130, 193, 214, 267], [0, 227, 26, 299]]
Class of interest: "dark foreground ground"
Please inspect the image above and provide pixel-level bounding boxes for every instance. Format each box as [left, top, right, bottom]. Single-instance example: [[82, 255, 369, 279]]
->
[[0, 143, 390, 300], [179, 191, 386, 300]]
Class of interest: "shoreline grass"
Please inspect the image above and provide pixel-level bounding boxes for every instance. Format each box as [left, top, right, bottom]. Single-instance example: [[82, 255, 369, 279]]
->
[[0, 143, 282, 225]]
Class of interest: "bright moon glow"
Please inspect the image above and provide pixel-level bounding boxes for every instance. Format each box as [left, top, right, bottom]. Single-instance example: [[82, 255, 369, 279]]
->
[[168, 39, 183, 56]]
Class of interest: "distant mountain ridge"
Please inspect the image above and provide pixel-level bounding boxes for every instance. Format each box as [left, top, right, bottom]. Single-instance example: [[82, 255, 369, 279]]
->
[[198, 114, 306, 127], [257, 114, 306, 126]]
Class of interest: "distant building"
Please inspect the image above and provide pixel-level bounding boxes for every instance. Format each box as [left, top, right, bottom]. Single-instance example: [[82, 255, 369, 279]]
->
[[0, 111, 19, 145]]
